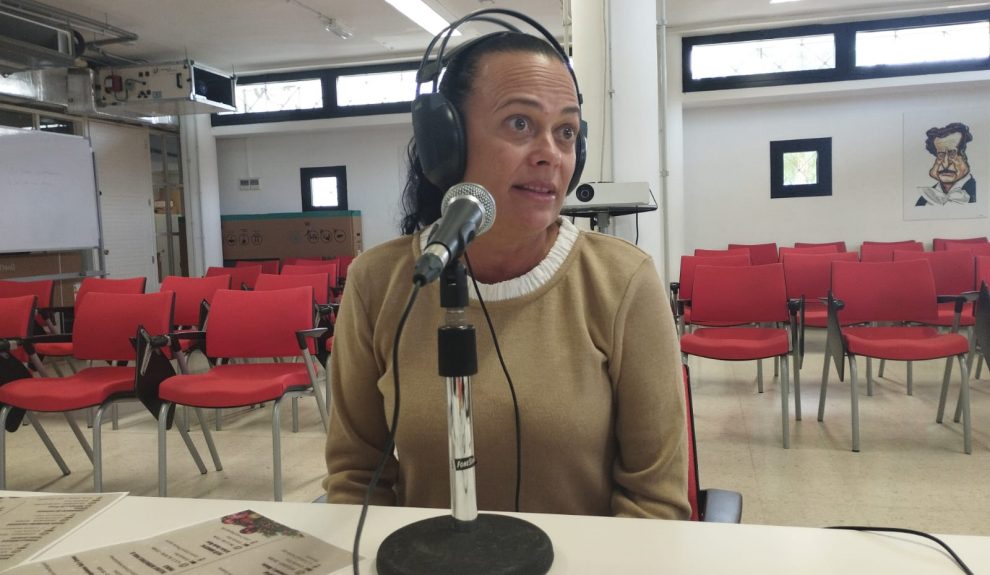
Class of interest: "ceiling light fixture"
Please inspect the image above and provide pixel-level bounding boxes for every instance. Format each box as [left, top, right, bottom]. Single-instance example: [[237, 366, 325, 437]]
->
[[384, 0, 460, 36], [321, 16, 354, 40], [769, 0, 802, 3]]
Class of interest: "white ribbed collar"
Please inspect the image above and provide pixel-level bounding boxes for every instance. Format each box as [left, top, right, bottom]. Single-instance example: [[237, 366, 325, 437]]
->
[[418, 217, 579, 302]]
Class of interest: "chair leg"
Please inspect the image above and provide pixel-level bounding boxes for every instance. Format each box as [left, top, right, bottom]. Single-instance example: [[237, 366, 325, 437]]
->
[[92, 404, 107, 492], [158, 402, 170, 497], [792, 350, 802, 422], [955, 349, 979, 424], [215, 408, 223, 431], [938, 356, 954, 423], [865, 357, 874, 397], [977, 354, 985, 379], [908, 360, 914, 395], [780, 355, 790, 449], [849, 357, 861, 453], [65, 412, 93, 463], [291, 397, 299, 433], [818, 350, 831, 422], [272, 398, 284, 502], [0, 406, 8, 488], [958, 355, 972, 455], [757, 359, 764, 393], [111, 403, 119, 431], [26, 413, 70, 476], [878, 358, 886, 378], [302, 351, 329, 432], [193, 408, 223, 471], [774, 356, 779, 378], [176, 416, 208, 475]]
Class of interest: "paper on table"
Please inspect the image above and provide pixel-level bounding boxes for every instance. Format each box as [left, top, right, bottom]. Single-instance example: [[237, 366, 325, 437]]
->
[[0, 493, 126, 573], [7, 509, 355, 575]]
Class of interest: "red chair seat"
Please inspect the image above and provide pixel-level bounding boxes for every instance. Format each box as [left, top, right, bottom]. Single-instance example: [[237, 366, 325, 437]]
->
[[802, 304, 828, 328], [159, 363, 312, 408], [0, 366, 134, 411], [33, 342, 73, 357], [842, 327, 969, 360], [680, 328, 789, 360], [683, 307, 744, 328]]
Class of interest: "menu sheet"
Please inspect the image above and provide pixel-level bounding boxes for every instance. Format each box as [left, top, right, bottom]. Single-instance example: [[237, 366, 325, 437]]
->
[[0, 493, 126, 573], [7, 509, 355, 575]]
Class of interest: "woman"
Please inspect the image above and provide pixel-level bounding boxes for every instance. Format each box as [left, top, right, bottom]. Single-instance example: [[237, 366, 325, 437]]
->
[[324, 31, 689, 520]]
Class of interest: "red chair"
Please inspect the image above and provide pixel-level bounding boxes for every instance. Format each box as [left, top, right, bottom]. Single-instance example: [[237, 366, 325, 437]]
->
[[0, 279, 55, 335], [33, 277, 148, 363], [943, 241, 990, 256], [256, 273, 329, 306], [859, 240, 923, 262], [0, 291, 203, 490], [892, 250, 975, 328], [694, 248, 749, 257], [205, 265, 261, 290], [0, 294, 71, 481], [680, 263, 797, 447], [779, 245, 840, 258], [683, 365, 742, 522], [282, 262, 339, 295], [159, 275, 231, 373], [283, 257, 326, 266], [933, 237, 987, 251], [728, 243, 779, 265], [235, 259, 279, 274], [671, 254, 751, 335], [970, 256, 990, 380], [336, 255, 357, 286], [156, 286, 328, 501], [795, 241, 846, 252], [819, 260, 971, 453]]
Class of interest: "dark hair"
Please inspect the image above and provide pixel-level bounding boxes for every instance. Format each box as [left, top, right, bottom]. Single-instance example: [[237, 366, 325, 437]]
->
[[399, 33, 566, 235], [924, 122, 973, 156]]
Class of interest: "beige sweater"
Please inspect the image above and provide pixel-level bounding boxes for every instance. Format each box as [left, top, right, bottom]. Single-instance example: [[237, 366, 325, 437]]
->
[[324, 226, 689, 519]]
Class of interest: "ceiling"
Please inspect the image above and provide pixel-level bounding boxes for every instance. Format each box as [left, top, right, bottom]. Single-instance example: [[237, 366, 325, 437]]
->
[[37, 0, 989, 74]]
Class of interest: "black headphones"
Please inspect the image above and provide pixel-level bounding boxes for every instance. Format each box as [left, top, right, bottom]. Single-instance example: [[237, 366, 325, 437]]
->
[[411, 8, 587, 194]]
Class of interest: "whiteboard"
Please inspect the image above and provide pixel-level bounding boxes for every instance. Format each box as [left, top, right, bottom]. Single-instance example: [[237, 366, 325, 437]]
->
[[0, 129, 101, 253]]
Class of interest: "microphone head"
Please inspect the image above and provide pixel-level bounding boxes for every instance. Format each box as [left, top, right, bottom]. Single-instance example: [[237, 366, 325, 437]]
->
[[440, 182, 496, 235]]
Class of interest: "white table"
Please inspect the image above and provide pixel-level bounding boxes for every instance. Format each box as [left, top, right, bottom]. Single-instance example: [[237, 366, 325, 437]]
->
[[10, 492, 989, 574]]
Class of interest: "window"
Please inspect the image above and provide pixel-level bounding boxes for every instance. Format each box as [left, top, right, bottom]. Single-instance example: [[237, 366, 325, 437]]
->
[[770, 138, 832, 199], [856, 21, 990, 67], [683, 10, 990, 92], [336, 69, 418, 106], [230, 78, 323, 114], [301, 166, 348, 211]]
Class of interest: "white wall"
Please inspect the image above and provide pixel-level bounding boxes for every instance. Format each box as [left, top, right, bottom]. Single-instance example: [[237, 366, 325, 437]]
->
[[681, 78, 990, 254], [216, 121, 413, 251]]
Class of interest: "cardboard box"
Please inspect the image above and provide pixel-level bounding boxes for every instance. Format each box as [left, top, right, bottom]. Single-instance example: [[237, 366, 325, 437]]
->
[[220, 211, 362, 261], [0, 251, 84, 306]]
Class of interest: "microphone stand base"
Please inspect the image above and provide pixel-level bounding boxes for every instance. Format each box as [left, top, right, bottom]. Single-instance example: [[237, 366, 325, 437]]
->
[[376, 513, 553, 575]]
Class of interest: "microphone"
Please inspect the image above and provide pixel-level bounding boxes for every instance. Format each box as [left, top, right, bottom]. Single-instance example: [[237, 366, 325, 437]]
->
[[412, 183, 496, 286]]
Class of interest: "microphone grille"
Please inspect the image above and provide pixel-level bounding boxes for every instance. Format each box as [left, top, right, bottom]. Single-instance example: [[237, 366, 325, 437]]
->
[[440, 183, 496, 235]]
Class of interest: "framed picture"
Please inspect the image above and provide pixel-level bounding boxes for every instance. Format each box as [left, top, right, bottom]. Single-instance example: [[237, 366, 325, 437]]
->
[[770, 137, 832, 199], [902, 110, 988, 221]]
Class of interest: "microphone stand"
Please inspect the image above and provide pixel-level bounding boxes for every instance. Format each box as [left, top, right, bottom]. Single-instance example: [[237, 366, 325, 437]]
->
[[376, 261, 553, 575]]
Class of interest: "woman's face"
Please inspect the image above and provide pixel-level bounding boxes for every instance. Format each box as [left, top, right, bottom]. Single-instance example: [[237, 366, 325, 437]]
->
[[460, 51, 580, 238]]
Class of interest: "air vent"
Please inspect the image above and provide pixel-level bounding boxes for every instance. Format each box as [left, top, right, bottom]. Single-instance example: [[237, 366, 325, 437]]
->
[[0, 12, 75, 74], [96, 60, 236, 116]]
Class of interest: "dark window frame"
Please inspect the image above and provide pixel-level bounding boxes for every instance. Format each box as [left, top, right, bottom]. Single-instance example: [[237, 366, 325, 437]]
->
[[301, 165, 348, 212], [212, 61, 420, 127], [683, 10, 990, 92], [770, 137, 832, 199]]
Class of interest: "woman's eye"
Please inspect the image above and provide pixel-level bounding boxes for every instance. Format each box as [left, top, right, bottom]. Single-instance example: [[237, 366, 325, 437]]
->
[[560, 126, 576, 140], [510, 117, 529, 131]]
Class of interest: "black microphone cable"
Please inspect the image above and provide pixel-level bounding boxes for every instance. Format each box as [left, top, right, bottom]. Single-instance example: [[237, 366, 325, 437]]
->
[[351, 283, 421, 575], [825, 526, 973, 574], [463, 251, 523, 513]]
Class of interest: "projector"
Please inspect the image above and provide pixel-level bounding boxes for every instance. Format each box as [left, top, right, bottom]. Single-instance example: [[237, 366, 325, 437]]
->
[[562, 181, 655, 216]]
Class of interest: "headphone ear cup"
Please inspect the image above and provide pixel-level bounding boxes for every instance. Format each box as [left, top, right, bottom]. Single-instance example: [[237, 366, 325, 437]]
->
[[412, 93, 466, 190], [567, 120, 588, 194]]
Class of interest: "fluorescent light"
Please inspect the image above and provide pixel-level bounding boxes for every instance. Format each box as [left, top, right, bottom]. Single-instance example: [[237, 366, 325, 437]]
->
[[769, 0, 802, 3], [384, 0, 460, 36]]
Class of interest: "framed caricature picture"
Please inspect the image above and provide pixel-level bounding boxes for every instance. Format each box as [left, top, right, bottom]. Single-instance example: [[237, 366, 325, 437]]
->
[[903, 110, 989, 221]]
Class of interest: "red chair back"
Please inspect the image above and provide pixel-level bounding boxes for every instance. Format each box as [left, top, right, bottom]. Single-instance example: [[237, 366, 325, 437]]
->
[[831, 260, 937, 324], [677, 254, 750, 301], [691, 263, 788, 324], [694, 248, 749, 257], [282, 262, 339, 288], [0, 280, 53, 307], [235, 259, 279, 274], [160, 275, 231, 327], [727, 243, 778, 265], [0, 295, 37, 339], [779, 246, 839, 257], [943, 241, 990, 256], [72, 291, 174, 362], [75, 277, 147, 309], [781, 252, 859, 300], [255, 272, 329, 305], [205, 265, 262, 289], [860, 241, 923, 262], [336, 255, 357, 282], [933, 237, 987, 251], [283, 257, 326, 266], [206, 287, 315, 358], [794, 241, 846, 252], [892, 249, 975, 296], [977, 256, 990, 290]]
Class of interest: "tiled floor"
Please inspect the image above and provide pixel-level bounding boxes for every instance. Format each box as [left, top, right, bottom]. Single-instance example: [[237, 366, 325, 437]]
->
[[4, 333, 989, 536]]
